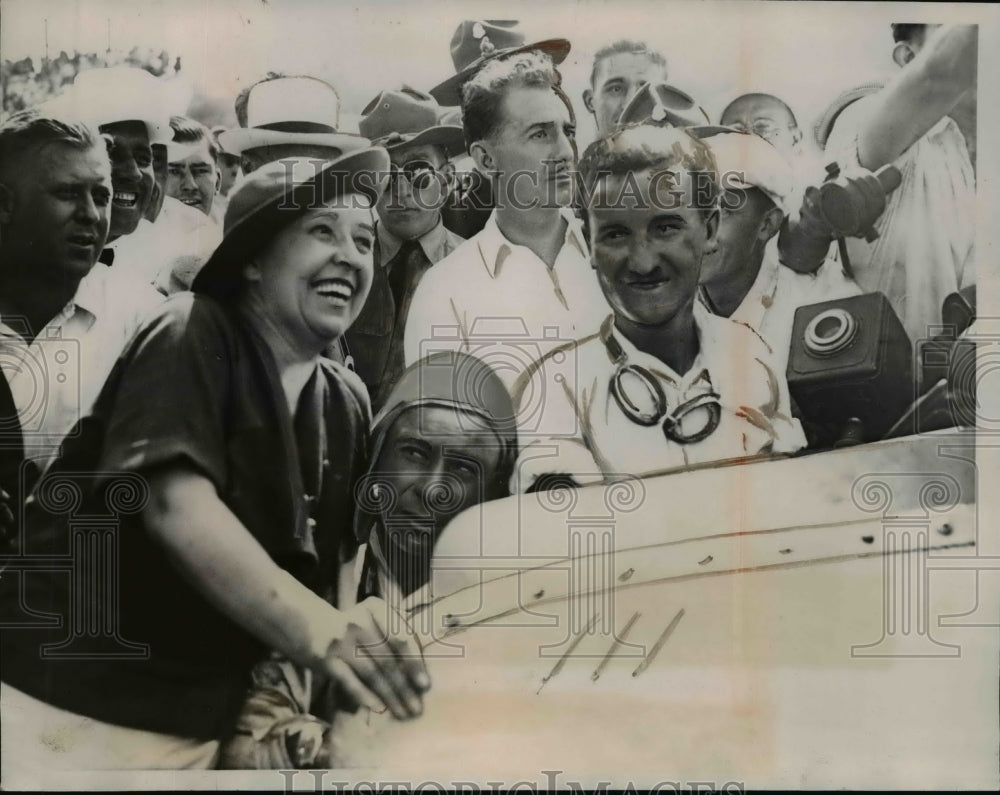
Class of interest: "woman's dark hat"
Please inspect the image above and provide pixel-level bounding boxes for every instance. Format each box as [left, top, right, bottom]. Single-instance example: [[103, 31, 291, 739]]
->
[[192, 147, 390, 300], [430, 20, 571, 106]]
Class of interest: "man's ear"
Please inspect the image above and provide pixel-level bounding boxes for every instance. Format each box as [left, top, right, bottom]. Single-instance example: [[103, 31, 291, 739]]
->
[[703, 208, 720, 255], [215, 167, 222, 194], [758, 206, 784, 242], [242, 261, 262, 283], [469, 141, 495, 175], [0, 183, 14, 225], [582, 88, 595, 116], [790, 125, 803, 148], [439, 160, 457, 193], [892, 42, 917, 68]]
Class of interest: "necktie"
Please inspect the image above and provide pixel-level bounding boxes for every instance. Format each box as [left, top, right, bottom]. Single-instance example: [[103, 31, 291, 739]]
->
[[98, 248, 115, 266], [387, 241, 429, 313]]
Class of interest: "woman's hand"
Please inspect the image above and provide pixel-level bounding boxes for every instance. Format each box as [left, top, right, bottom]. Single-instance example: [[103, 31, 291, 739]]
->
[[320, 596, 430, 720]]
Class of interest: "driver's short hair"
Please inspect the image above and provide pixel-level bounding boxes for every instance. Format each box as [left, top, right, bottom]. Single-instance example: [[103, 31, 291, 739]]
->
[[578, 124, 720, 216]]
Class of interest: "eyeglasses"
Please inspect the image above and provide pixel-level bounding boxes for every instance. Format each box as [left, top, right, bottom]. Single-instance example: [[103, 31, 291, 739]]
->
[[729, 120, 795, 143], [388, 160, 441, 191]]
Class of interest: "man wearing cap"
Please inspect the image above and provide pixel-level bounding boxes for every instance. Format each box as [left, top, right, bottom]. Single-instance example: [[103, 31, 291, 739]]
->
[[583, 40, 670, 136], [47, 67, 172, 273], [430, 20, 573, 239], [0, 109, 162, 489], [405, 50, 608, 393], [823, 23, 976, 343], [697, 130, 860, 371], [347, 87, 466, 410], [512, 126, 805, 493], [222, 74, 368, 175]]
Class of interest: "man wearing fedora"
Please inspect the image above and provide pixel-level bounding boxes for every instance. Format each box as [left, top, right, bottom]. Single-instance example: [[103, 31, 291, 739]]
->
[[405, 49, 608, 393], [222, 74, 368, 176], [347, 87, 466, 410], [431, 20, 572, 239]]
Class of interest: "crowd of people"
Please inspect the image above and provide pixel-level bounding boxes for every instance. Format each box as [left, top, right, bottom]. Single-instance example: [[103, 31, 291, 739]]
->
[[2, 47, 181, 113], [0, 17, 978, 771]]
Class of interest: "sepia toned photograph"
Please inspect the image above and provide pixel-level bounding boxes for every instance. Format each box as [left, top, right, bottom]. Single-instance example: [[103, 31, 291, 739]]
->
[[0, 0, 997, 790]]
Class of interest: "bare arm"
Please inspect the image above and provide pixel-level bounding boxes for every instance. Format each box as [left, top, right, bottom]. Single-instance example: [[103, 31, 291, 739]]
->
[[142, 465, 430, 719], [858, 24, 977, 170]]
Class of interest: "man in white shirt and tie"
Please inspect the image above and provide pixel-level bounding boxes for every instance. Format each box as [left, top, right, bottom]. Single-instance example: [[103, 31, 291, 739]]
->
[[404, 49, 609, 393]]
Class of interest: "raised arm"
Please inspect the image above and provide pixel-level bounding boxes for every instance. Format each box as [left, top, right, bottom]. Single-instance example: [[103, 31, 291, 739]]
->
[[857, 24, 977, 170]]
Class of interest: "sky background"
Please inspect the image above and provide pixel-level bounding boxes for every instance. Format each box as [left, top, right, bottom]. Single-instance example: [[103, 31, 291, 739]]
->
[[1, 0, 989, 153]]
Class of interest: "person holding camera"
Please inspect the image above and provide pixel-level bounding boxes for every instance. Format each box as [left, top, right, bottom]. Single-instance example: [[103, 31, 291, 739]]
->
[[695, 129, 860, 371], [512, 126, 805, 492], [823, 23, 977, 343]]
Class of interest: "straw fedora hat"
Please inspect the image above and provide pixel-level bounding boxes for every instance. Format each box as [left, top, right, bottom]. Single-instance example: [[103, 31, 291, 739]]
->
[[219, 75, 367, 156]]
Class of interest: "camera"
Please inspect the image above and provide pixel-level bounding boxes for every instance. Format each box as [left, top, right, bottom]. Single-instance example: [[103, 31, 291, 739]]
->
[[779, 162, 902, 275]]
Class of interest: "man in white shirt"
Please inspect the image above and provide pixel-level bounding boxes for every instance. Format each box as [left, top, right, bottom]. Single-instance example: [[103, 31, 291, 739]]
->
[[404, 50, 609, 391], [0, 110, 162, 484], [513, 126, 805, 492], [824, 23, 976, 343], [697, 129, 860, 371], [150, 116, 223, 294]]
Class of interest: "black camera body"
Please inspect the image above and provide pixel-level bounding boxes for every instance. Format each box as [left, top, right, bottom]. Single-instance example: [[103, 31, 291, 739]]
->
[[787, 293, 913, 446]]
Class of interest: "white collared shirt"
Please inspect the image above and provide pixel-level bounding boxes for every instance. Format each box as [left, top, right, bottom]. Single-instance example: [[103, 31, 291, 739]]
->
[[512, 302, 806, 492], [705, 239, 862, 372], [106, 198, 222, 294], [403, 209, 610, 391], [0, 264, 163, 473]]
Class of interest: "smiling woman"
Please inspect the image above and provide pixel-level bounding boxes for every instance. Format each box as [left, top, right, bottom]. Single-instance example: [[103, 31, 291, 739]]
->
[[0, 146, 435, 770]]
